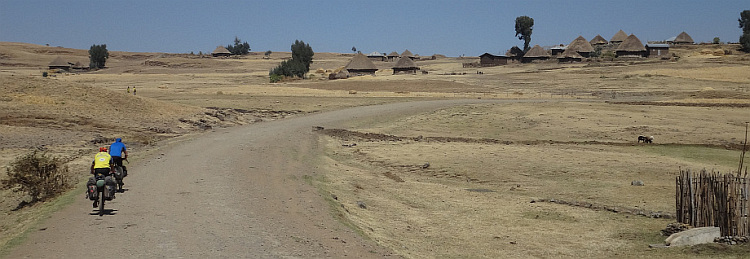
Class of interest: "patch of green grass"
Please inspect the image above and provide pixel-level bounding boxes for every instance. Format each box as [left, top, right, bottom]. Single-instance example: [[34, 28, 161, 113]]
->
[[636, 144, 740, 170]]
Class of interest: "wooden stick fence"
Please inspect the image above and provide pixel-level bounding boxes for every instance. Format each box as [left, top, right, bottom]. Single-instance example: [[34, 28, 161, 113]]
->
[[676, 169, 749, 236]]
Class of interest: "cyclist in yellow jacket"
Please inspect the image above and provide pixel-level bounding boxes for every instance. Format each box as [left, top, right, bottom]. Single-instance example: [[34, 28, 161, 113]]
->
[[87, 147, 116, 208]]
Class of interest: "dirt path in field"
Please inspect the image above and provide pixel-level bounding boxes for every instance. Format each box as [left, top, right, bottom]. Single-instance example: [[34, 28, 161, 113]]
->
[[4, 99, 525, 258]]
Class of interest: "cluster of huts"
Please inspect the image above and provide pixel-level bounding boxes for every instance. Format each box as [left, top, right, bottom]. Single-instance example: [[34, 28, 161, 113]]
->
[[47, 56, 90, 71], [332, 49, 422, 79], [479, 30, 695, 67]]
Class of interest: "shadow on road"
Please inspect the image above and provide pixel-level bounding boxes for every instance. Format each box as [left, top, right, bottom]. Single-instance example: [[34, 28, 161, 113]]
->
[[89, 209, 118, 216]]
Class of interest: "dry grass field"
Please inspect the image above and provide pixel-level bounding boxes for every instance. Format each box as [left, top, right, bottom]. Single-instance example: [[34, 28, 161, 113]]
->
[[1, 42, 750, 258]]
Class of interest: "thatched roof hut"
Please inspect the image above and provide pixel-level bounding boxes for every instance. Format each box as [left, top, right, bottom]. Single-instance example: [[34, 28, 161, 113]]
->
[[590, 35, 608, 45], [345, 53, 378, 76], [674, 31, 694, 44], [567, 36, 594, 57], [615, 34, 646, 58], [505, 46, 524, 62], [212, 46, 231, 57], [400, 49, 414, 59], [521, 45, 550, 63], [72, 61, 90, 70], [610, 30, 628, 43], [387, 51, 400, 61], [557, 48, 583, 63], [392, 57, 419, 74], [48, 56, 70, 70]]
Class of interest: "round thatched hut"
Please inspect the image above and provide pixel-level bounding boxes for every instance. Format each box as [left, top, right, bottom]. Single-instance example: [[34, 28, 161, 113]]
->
[[589, 34, 608, 46], [387, 51, 400, 62], [48, 56, 70, 70], [567, 36, 594, 58], [392, 57, 419, 74], [345, 53, 378, 76], [557, 48, 583, 63], [400, 49, 414, 60], [610, 30, 629, 44], [615, 34, 646, 58], [673, 31, 694, 44], [521, 45, 550, 63], [212, 46, 231, 57]]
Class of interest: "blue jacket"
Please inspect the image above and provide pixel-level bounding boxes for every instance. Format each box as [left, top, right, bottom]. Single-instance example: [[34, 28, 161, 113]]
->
[[109, 138, 127, 157]]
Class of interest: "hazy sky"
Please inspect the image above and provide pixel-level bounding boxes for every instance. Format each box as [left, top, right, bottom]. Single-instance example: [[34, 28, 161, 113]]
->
[[1, 0, 747, 56]]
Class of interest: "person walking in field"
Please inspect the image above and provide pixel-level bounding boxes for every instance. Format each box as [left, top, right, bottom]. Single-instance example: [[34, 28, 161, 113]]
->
[[127, 86, 130, 93], [133, 86, 136, 95]]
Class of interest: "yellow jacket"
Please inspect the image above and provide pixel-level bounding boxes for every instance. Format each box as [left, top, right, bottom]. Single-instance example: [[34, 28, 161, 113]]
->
[[93, 152, 112, 169]]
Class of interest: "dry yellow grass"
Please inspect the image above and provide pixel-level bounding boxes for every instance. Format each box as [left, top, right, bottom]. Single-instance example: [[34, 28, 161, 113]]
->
[[2, 42, 750, 257]]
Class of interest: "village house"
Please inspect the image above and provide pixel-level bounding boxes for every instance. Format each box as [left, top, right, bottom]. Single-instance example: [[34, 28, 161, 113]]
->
[[609, 30, 629, 45], [392, 56, 420, 74], [645, 44, 670, 58], [615, 34, 646, 58], [521, 45, 550, 63], [505, 47, 524, 63], [550, 44, 566, 56], [345, 53, 378, 76], [479, 53, 508, 67], [589, 35, 608, 46], [367, 51, 386, 62], [557, 47, 583, 63], [673, 31, 694, 44], [400, 49, 415, 60], [387, 51, 400, 62], [211, 46, 231, 57], [48, 56, 70, 70], [566, 36, 595, 58], [72, 61, 90, 71]]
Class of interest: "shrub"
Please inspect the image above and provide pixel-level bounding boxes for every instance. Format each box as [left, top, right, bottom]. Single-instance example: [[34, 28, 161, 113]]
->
[[269, 74, 283, 83], [226, 36, 251, 56], [1, 151, 72, 203], [42, 71, 48, 77], [600, 50, 616, 59]]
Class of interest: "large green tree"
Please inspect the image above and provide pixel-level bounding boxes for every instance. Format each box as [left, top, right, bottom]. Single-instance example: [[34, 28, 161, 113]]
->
[[291, 40, 314, 72], [88, 44, 109, 69], [226, 36, 251, 55], [740, 10, 750, 52], [515, 16, 534, 53], [269, 40, 314, 81]]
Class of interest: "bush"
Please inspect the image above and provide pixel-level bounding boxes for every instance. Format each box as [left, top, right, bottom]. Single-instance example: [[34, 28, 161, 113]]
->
[[269, 74, 283, 83], [1, 151, 72, 203], [600, 50, 616, 59], [226, 36, 251, 56], [268, 40, 314, 81], [42, 71, 48, 77]]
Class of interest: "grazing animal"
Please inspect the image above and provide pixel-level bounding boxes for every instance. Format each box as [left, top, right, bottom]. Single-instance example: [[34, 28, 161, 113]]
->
[[638, 135, 654, 143]]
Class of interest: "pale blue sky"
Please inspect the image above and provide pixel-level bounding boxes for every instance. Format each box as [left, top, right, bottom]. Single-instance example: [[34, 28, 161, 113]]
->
[[1, 0, 747, 56]]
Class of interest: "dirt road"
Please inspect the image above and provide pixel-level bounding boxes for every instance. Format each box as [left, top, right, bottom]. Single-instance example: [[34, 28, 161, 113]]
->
[[5, 99, 513, 258]]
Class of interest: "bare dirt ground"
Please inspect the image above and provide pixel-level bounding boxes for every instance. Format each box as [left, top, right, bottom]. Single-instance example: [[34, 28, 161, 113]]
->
[[1, 42, 750, 258]]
